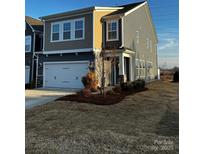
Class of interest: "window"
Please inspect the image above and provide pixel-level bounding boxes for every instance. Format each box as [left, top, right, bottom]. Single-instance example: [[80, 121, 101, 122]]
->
[[75, 20, 84, 39], [63, 22, 71, 40], [150, 40, 152, 52], [136, 31, 139, 44], [50, 18, 84, 42], [140, 60, 145, 77], [52, 24, 60, 41], [107, 20, 118, 41], [25, 36, 31, 52], [146, 38, 149, 48], [136, 59, 140, 77], [146, 61, 153, 78]]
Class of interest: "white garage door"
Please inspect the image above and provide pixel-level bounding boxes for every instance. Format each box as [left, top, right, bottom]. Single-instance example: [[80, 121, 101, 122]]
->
[[25, 66, 30, 84], [44, 62, 88, 88]]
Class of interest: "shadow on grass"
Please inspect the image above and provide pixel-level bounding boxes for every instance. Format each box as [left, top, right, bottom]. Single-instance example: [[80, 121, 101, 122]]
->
[[156, 111, 179, 136]]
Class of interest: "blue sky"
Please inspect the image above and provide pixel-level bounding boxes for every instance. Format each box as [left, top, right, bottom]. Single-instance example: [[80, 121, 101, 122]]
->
[[26, 0, 179, 68]]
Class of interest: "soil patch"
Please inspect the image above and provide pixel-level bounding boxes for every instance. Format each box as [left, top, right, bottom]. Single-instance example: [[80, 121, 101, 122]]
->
[[56, 88, 148, 105]]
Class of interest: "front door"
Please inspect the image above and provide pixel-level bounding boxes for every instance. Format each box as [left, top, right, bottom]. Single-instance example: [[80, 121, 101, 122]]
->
[[111, 57, 119, 85], [124, 57, 130, 82]]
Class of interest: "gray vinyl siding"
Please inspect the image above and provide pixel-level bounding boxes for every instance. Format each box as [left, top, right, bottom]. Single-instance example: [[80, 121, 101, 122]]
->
[[44, 13, 93, 51], [123, 4, 158, 78], [25, 25, 34, 83], [37, 52, 94, 87]]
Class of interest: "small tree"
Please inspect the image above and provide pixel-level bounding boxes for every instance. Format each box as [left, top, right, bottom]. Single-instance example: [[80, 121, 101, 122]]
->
[[100, 49, 105, 95]]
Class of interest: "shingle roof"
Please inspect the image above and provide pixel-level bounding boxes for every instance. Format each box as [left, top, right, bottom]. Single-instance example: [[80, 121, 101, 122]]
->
[[104, 1, 145, 17], [25, 16, 43, 32]]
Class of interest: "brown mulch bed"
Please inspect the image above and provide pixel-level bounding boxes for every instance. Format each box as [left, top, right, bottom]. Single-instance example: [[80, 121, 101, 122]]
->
[[56, 88, 148, 105]]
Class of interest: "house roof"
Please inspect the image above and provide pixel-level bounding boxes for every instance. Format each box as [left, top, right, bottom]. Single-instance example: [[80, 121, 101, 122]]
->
[[25, 16, 43, 32], [40, 2, 145, 20], [40, 6, 123, 20], [104, 1, 146, 18]]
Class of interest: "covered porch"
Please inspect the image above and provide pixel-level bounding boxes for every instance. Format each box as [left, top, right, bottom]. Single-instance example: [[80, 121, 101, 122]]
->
[[104, 49, 135, 85]]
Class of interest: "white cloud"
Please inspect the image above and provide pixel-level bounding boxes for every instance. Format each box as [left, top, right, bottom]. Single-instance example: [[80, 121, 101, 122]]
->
[[157, 32, 179, 68], [158, 38, 178, 50]]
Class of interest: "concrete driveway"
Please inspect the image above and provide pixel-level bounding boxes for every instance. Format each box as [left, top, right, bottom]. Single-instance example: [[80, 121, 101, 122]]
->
[[25, 88, 78, 109]]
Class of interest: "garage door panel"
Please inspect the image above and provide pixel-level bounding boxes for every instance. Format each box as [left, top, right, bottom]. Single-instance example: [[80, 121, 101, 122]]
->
[[44, 62, 88, 88]]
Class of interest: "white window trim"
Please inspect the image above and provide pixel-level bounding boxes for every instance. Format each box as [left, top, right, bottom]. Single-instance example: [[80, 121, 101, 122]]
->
[[106, 19, 119, 41], [50, 17, 85, 42], [25, 35, 32, 52], [51, 23, 60, 41], [63, 22, 72, 41], [136, 31, 139, 44], [150, 40, 152, 53], [74, 18, 85, 40]]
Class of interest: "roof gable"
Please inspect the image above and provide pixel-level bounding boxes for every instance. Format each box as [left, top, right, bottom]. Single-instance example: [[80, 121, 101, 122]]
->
[[103, 1, 145, 18], [25, 16, 43, 32]]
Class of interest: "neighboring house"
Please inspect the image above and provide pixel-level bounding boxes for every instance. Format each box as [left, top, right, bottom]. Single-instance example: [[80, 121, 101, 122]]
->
[[36, 1, 158, 89], [25, 16, 43, 87]]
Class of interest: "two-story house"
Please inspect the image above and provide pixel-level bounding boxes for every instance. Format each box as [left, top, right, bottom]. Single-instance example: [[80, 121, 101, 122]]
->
[[36, 1, 158, 89], [25, 16, 43, 88]]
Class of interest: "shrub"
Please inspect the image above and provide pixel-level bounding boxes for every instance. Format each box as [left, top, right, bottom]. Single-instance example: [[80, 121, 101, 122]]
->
[[133, 79, 145, 90], [120, 82, 127, 91], [81, 76, 87, 87], [173, 70, 179, 82], [106, 90, 115, 95], [25, 83, 30, 89], [81, 71, 99, 96], [112, 85, 121, 93], [90, 87, 98, 92], [120, 81, 134, 91], [127, 81, 134, 91], [82, 88, 91, 97]]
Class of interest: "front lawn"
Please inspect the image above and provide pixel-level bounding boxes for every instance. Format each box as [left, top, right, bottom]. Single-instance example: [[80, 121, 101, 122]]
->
[[26, 81, 179, 154]]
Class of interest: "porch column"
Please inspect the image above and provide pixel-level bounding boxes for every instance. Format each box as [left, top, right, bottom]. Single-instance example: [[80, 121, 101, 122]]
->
[[129, 56, 133, 81], [119, 53, 124, 75]]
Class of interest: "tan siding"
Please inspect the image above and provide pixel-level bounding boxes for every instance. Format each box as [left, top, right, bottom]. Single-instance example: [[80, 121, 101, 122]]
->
[[93, 11, 116, 49], [123, 4, 158, 78]]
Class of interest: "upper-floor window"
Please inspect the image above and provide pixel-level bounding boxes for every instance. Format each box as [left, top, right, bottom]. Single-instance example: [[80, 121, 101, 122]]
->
[[52, 24, 60, 41], [75, 20, 84, 39], [107, 20, 118, 41], [25, 35, 31, 52], [63, 22, 71, 40], [51, 18, 84, 42]]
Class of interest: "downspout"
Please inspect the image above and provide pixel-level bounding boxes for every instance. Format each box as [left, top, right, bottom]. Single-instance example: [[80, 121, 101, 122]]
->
[[31, 32, 36, 86], [34, 54, 38, 88], [42, 19, 45, 52], [119, 16, 125, 82], [119, 16, 124, 48], [155, 43, 159, 80]]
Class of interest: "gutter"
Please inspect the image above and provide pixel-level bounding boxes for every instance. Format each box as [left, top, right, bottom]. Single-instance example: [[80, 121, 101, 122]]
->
[[119, 15, 124, 48], [31, 32, 36, 83], [26, 21, 35, 33]]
